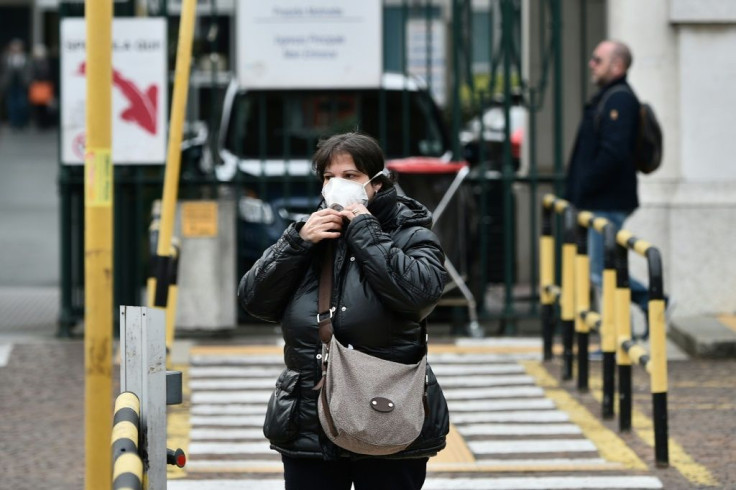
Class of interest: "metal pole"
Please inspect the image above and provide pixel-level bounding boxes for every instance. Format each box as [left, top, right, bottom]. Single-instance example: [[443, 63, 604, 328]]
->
[[552, 0, 563, 198], [501, 0, 516, 333], [84, 0, 113, 487], [151, 0, 197, 352], [451, 0, 462, 161]]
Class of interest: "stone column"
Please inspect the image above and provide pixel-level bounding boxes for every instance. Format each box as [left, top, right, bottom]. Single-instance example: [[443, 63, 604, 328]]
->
[[609, 0, 736, 316]]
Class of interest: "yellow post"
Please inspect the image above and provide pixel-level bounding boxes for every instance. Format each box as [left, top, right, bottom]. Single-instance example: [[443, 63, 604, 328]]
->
[[540, 235, 555, 306], [84, 0, 113, 488], [149, 0, 198, 352]]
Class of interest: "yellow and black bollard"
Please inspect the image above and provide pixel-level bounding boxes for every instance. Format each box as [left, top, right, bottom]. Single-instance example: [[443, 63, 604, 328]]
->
[[598, 219, 618, 420], [614, 234, 633, 432], [574, 211, 593, 392], [616, 230, 669, 467], [111, 392, 143, 490], [559, 201, 577, 381], [540, 195, 557, 360]]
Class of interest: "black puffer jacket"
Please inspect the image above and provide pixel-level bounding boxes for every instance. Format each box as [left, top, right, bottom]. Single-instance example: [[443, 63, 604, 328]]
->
[[238, 186, 450, 460]]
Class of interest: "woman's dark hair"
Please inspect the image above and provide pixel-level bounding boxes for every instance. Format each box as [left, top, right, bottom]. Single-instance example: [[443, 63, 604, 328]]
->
[[313, 132, 387, 180]]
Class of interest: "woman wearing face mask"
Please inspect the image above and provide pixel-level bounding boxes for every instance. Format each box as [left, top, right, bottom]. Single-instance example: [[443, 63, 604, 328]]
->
[[238, 132, 450, 490]]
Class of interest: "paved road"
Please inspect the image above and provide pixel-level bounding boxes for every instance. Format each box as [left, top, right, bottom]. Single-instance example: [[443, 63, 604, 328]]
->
[[0, 126, 59, 288]]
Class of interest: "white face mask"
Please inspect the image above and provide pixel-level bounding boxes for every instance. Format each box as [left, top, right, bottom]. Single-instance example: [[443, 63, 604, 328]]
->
[[321, 171, 386, 210]]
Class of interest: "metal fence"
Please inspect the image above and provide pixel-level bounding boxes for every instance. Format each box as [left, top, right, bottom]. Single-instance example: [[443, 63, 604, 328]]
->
[[58, 0, 566, 335]]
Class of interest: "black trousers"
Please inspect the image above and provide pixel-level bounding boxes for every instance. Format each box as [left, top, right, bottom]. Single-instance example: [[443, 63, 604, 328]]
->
[[282, 455, 428, 490]]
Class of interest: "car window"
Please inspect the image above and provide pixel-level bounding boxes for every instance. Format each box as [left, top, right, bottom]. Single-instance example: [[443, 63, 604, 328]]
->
[[224, 88, 448, 160]]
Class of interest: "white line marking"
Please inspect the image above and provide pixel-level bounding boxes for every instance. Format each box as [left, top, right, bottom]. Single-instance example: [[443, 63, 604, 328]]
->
[[190, 415, 265, 427], [191, 391, 272, 404], [455, 338, 543, 347], [451, 410, 570, 424], [189, 378, 278, 390], [435, 375, 535, 387], [0, 344, 12, 367], [448, 398, 555, 412], [168, 476, 663, 489], [190, 355, 284, 365], [443, 386, 545, 399], [191, 404, 266, 416], [431, 364, 525, 375], [188, 441, 273, 455], [459, 423, 582, 436], [189, 366, 285, 378], [184, 460, 282, 471], [429, 353, 541, 363], [468, 439, 596, 454], [184, 457, 614, 472], [190, 428, 266, 440], [424, 476, 662, 489], [430, 457, 610, 468]]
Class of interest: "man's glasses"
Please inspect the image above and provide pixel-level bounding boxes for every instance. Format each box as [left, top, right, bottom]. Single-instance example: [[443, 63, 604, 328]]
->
[[590, 56, 603, 65]]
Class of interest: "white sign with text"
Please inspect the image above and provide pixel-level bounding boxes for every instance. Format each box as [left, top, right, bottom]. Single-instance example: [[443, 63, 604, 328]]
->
[[60, 18, 167, 165], [236, 1, 382, 89]]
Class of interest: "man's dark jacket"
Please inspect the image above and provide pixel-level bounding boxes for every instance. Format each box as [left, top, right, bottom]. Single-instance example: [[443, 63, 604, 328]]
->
[[565, 76, 640, 211], [238, 186, 450, 460]]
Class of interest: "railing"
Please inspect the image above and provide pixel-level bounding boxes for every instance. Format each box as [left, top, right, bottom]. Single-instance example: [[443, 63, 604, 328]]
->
[[540, 193, 669, 467]]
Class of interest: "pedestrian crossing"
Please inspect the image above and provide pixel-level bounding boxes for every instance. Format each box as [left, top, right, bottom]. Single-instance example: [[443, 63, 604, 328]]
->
[[167, 339, 663, 489]]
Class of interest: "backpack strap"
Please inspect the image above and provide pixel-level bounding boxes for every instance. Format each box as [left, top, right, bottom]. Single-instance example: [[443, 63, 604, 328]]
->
[[594, 84, 633, 131]]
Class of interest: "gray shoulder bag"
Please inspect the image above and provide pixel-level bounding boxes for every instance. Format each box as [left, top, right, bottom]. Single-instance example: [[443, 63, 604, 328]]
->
[[314, 243, 429, 456]]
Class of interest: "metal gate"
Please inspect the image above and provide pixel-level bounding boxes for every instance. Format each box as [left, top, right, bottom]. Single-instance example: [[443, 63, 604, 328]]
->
[[58, 0, 567, 335]]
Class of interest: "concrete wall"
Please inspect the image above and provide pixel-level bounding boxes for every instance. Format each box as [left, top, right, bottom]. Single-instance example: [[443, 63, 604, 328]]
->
[[610, 0, 736, 315]]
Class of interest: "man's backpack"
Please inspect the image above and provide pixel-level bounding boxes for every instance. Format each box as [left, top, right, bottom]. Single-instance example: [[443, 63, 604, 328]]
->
[[596, 85, 663, 174]]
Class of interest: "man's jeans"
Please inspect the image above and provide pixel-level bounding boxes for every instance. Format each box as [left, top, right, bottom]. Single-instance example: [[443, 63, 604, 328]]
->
[[587, 210, 649, 317]]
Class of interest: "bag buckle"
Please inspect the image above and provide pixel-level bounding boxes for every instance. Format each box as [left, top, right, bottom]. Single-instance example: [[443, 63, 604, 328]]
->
[[317, 306, 336, 323]]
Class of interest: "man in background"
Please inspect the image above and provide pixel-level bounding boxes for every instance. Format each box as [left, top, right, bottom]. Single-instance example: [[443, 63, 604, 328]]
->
[[565, 39, 661, 339]]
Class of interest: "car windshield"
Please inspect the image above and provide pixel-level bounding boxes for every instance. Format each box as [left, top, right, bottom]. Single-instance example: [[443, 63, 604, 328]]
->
[[224, 88, 449, 160]]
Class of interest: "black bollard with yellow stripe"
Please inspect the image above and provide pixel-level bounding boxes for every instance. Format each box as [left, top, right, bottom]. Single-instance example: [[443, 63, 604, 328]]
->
[[598, 219, 617, 419], [559, 203, 577, 381], [111, 392, 143, 490], [540, 195, 557, 360], [574, 211, 593, 392], [614, 235, 633, 432], [616, 231, 669, 467]]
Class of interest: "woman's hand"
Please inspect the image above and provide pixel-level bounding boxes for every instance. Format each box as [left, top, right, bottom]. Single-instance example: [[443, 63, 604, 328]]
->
[[299, 208, 345, 243], [340, 203, 371, 222]]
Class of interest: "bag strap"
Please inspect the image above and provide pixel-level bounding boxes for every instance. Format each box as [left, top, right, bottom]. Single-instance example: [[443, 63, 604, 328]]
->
[[317, 241, 335, 344], [313, 242, 334, 391]]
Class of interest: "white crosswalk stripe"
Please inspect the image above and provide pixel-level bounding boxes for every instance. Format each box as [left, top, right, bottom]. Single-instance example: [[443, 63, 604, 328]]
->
[[169, 476, 663, 489], [0, 344, 12, 367], [177, 341, 662, 488]]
